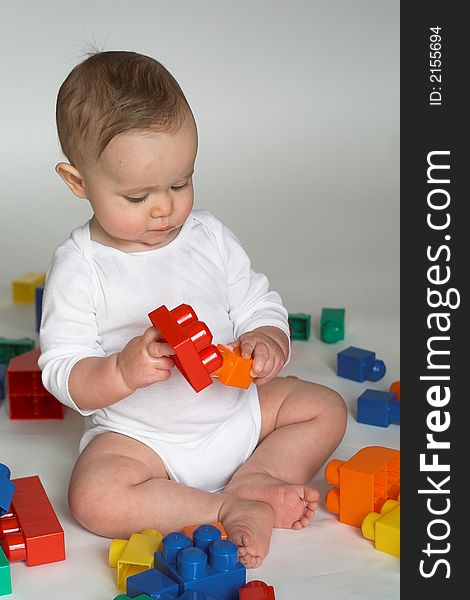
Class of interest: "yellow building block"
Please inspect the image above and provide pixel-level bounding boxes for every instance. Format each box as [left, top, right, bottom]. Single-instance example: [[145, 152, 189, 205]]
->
[[12, 272, 45, 303], [109, 529, 163, 591], [361, 498, 400, 557]]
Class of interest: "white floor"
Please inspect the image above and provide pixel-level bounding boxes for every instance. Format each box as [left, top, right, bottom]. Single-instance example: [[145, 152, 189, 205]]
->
[[0, 287, 399, 600]]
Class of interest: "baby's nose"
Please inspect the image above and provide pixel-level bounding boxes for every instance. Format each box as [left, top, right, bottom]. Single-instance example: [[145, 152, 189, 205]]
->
[[150, 194, 173, 218]]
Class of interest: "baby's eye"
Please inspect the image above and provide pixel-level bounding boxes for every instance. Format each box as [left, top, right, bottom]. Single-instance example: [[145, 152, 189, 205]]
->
[[171, 182, 189, 192], [124, 194, 149, 203]]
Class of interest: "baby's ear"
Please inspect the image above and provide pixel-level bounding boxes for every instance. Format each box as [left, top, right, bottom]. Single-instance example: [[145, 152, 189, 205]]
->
[[55, 162, 88, 199]]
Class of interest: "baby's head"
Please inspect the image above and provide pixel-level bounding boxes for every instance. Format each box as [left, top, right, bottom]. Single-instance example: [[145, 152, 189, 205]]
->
[[55, 51, 198, 251]]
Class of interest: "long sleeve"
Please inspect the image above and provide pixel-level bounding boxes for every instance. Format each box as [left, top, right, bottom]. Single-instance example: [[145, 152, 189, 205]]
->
[[38, 244, 104, 415]]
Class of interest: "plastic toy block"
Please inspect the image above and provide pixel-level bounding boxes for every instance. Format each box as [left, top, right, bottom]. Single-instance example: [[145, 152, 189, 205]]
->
[[126, 567, 179, 599], [362, 497, 400, 557], [12, 272, 46, 304], [320, 308, 345, 344], [336, 346, 386, 382], [212, 346, 252, 389], [325, 446, 400, 527], [287, 313, 311, 340], [183, 523, 228, 542], [148, 304, 223, 393], [389, 380, 400, 400], [7, 348, 64, 419], [35, 284, 44, 333], [0, 337, 35, 367], [154, 530, 246, 600], [109, 529, 164, 591], [357, 389, 400, 427], [239, 580, 275, 599], [0, 364, 5, 401], [0, 465, 15, 517], [0, 546, 12, 597], [0, 475, 65, 566]]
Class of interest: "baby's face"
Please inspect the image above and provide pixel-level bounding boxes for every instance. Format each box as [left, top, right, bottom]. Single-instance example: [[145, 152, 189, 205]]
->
[[81, 116, 197, 252]]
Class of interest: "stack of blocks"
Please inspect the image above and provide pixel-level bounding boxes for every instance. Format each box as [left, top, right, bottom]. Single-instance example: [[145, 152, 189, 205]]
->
[[115, 524, 246, 600]]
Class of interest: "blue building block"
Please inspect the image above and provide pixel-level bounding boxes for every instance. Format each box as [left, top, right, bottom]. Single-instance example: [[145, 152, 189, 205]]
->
[[337, 346, 386, 382], [0, 363, 6, 400], [357, 389, 400, 427], [154, 529, 245, 600], [35, 284, 45, 333], [126, 567, 179, 599], [0, 463, 16, 517]]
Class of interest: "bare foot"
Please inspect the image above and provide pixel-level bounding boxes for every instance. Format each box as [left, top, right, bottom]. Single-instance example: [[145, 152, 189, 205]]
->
[[224, 473, 319, 529], [218, 496, 274, 569]]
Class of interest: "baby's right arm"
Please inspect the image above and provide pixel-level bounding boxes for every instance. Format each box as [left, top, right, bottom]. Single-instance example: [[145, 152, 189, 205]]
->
[[68, 326, 174, 411]]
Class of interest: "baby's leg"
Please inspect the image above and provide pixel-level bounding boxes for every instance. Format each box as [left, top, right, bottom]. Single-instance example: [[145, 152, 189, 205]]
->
[[224, 377, 347, 529], [68, 432, 273, 567]]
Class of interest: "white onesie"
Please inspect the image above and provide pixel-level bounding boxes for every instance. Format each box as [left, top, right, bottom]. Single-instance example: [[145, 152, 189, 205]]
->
[[39, 210, 290, 492]]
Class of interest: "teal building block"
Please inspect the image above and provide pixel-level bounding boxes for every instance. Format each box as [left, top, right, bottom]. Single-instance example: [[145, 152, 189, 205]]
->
[[288, 313, 311, 340], [0, 546, 12, 596], [321, 308, 345, 343]]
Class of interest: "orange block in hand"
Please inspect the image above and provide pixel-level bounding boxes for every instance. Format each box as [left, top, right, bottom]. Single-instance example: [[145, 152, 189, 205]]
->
[[212, 344, 253, 389]]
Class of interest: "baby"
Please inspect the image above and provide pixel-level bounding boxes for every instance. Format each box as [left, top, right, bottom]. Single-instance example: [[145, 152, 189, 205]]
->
[[39, 50, 347, 568]]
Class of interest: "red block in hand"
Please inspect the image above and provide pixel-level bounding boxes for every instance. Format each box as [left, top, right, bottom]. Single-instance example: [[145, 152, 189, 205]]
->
[[148, 304, 223, 392]]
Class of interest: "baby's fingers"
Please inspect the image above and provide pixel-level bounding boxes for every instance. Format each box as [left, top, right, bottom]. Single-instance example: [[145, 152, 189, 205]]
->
[[147, 340, 175, 360]]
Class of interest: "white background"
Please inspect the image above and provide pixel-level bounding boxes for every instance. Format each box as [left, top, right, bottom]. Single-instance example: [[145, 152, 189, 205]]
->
[[0, 1, 399, 599], [0, 0, 399, 317]]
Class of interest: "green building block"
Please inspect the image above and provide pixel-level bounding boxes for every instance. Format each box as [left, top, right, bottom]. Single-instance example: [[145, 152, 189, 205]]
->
[[288, 313, 311, 340], [0, 337, 35, 366], [320, 308, 345, 343], [0, 546, 12, 596]]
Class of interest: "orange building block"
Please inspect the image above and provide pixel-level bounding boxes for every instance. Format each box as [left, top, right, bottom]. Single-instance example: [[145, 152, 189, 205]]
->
[[389, 380, 400, 400], [182, 521, 228, 541], [325, 446, 400, 527], [212, 345, 253, 389]]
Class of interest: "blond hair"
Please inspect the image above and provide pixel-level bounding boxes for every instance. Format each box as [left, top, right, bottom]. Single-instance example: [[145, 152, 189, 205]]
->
[[56, 51, 192, 167]]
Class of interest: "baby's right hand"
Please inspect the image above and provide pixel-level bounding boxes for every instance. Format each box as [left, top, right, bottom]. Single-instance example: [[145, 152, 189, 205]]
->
[[116, 326, 175, 391]]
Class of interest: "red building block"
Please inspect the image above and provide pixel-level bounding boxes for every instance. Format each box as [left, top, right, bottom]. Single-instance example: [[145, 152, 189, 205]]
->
[[239, 580, 276, 599], [0, 475, 65, 566], [148, 304, 223, 393], [7, 348, 64, 419], [325, 446, 400, 527]]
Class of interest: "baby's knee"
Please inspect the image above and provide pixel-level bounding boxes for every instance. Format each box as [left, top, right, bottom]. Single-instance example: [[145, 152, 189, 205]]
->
[[68, 463, 124, 537], [304, 380, 347, 432]]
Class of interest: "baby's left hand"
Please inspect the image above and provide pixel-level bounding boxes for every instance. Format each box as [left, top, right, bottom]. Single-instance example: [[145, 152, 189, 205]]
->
[[234, 326, 289, 386]]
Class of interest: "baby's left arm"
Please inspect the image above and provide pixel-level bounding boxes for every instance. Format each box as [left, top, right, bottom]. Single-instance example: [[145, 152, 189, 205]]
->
[[236, 326, 289, 385]]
